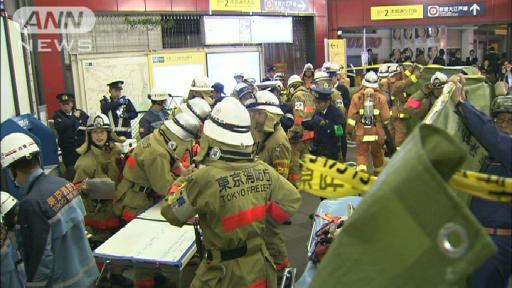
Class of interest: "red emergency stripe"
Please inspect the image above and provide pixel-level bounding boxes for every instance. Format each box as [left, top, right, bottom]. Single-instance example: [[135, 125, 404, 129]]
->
[[275, 258, 289, 271], [223, 204, 267, 232], [288, 172, 301, 181], [168, 184, 181, 195], [85, 217, 121, 229], [181, 152, 190, 169], [406, 98, 422, 109], [267, 202, 290, 224], [247, 278, 267, 288], [222, 202, 290, 231], [304, 105, 315, 113], [301, 131, 314, 141], [135, 278, 155, 288], [294, 117, 304, 124], [122, 210, 137, 223], [192, 143, 201, 156], [127, 155, 136, 170]]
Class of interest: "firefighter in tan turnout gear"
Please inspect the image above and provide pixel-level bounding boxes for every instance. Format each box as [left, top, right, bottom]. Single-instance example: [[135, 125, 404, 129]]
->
[[387, 63, 422, 148], [286, 74, 315, 186], [161, 97, 301, 288], [114, 98, 211, 223], [74, 113, 132, 285], [248, 90, 292, 273], [74, 113, 123, 246]]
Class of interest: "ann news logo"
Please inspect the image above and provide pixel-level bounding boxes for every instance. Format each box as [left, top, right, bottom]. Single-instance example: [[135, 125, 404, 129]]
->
[[13, 6, 95, 34]]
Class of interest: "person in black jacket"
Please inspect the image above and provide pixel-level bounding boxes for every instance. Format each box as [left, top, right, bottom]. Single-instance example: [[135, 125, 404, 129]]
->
[[100, 81, 138, 139], [433, 49, 446, 66], [302, 86, 347, 161], [466, 49, 478, 66], [52, 93, 88, 181]]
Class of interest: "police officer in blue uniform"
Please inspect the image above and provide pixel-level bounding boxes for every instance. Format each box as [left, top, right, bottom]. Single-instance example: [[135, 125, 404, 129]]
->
[[138, 90, 170, 139], [100, 81, 138, 139], [302, 85, 347, 161], [450, 78, 511, 288], [52, 93, 88, 181]]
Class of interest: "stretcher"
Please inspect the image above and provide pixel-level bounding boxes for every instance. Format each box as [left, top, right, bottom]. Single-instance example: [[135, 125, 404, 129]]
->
[[93, 201, 196, 288], [295, 196, 362, 288]]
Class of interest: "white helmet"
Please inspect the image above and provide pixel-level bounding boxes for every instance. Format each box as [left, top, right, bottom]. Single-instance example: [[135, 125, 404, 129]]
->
[[190, 76, 214, 91], [86, 113, 111, 131], [256, 81, 284, 92], [431, 72, 448, 88], [362, 71, 379, 89], [179, 97, 212, 123], [1, 133, 40, 168], [378, 64, 390, 78], [203, 97, 253, 147], [387, 64, 402, 77], [249, 90, 283, 115], [322, 62, 339, 73], [288, 75, 303, 86], [1, 192, 17, 223], [234, 72, 244, 79], [148, 89, 171, 101], [313, 71, 333, 89], [234, 83, 254, 98], [303, 63, 314, 72], [164, 111, 202, 141], [273, 73, 286, 81], [314, 71, 330, 82], [244, 77, 256, 86]]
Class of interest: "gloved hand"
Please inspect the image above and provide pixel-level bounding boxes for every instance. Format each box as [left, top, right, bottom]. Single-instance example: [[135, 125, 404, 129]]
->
[[100, 95, 109, 104], [311, 114, 326, 126], [450, 82, 467, 105], [290, 130, 303, 142], [448, 73, 466, 85]]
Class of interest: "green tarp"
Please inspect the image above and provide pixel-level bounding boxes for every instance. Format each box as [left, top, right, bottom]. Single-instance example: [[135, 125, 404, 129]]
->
[[312, 124, 497, 288]]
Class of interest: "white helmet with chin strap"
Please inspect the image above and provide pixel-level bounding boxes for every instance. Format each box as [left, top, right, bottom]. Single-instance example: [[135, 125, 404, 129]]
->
[[86, 113, 112, 131], [248, 90, 283, 115], [1, 133, 40, 168], [303, 63, 314, 73], [164, 112, 202, 141], [430, 72, 448, 88], [203, 97, 253, 147], [1, 191, 17, 223], [148, 89, 171, 101], [288, 75, 303, 86], [378, 64, 390, 78], [179, 97, 212, 123], [362, 71, 379, 89], [190, 76, 214, 91]]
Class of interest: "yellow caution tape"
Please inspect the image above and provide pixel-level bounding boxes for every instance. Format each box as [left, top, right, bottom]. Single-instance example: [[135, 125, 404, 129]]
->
[[450, 170, 512, 202], [299, 155, 512, 202]]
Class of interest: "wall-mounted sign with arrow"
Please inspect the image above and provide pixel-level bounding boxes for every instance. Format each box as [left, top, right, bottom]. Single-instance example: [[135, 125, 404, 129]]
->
[[261, 0, 313, 14], [424, 2, 485, 18]]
